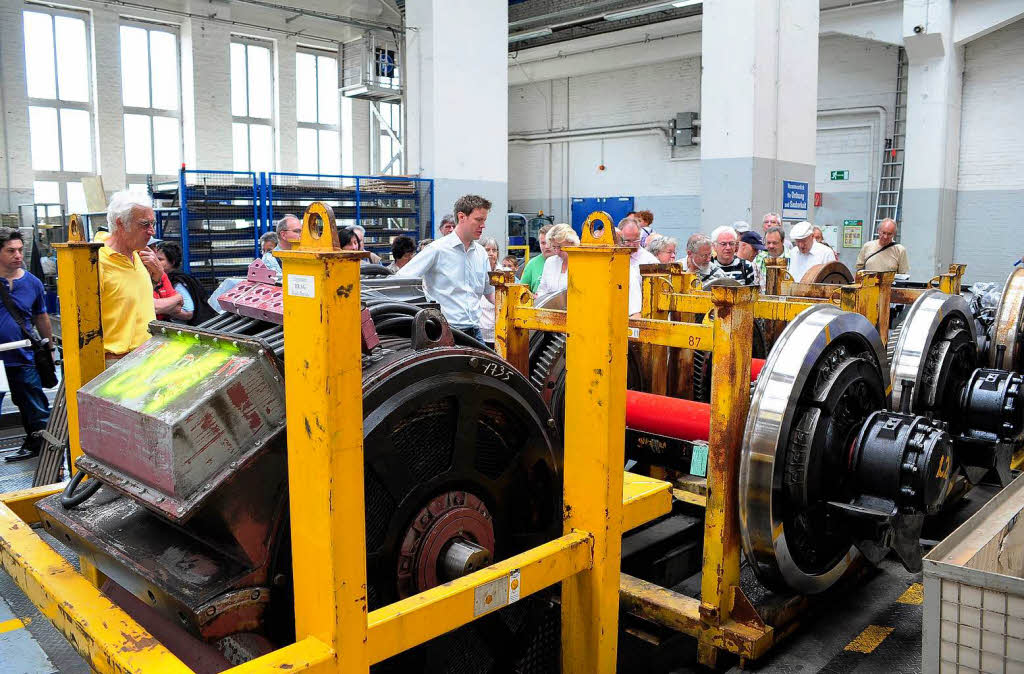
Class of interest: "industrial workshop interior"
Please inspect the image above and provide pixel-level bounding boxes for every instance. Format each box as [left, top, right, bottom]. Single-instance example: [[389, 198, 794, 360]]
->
[[2, 0, 1024, 672]]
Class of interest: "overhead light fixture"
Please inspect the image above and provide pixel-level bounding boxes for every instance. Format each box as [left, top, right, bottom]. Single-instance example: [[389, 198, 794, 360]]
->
[[603, 0, 701, 22], [508, 27, 553, 43]]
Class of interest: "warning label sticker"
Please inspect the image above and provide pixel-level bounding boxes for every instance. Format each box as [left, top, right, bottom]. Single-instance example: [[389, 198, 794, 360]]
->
[[508, 569, 521, 604]]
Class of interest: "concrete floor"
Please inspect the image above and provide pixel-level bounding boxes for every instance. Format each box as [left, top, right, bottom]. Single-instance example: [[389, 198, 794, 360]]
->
[[0, 423, 1004, 673]]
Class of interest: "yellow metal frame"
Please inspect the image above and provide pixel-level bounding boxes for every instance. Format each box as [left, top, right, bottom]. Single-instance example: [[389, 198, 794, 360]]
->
[[507, 244, 530, 262], [0, 204, 671, 674], [493, 245, 770, 667]]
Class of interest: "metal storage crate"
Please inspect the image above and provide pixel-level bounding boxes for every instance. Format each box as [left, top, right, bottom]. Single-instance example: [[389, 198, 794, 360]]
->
[[923, 475, 1024, 673]]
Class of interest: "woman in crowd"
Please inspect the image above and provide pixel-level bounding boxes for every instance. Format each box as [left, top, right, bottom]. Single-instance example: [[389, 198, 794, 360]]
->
[[478, 237, 500, 347], [535, 223, 580, 304], [646, 235, 677, 263], [154, 241, 214, 325]]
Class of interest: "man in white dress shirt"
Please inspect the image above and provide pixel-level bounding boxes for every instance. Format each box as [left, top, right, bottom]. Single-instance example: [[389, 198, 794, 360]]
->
[[396, 195, 494, 342], [619, 217, 659, 317], [787, 221, 836, 281]]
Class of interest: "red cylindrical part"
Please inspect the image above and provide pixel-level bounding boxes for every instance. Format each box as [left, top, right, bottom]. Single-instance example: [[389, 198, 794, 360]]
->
[[626, 390, 711, 443], [751, 357, 767, 381]]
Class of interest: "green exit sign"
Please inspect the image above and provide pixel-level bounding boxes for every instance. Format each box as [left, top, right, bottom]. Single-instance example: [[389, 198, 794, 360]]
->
[[830, 170, 849, 180]]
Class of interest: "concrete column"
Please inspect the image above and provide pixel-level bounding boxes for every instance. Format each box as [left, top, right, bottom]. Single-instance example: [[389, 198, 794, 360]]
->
[[277, 37, 297, 173], [180, 2, 233, 169], [342, 98, 371, 176], [92, 7, 126, 192], [700, 0, 819, 230], [405, 0, 508, 244], [900, 0, 961, 276], [0, 0, 34, 210]]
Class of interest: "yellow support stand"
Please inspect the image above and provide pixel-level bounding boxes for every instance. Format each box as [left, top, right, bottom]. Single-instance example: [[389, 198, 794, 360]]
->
[[275, 203, 369, 672], [561, 218, 630, 673], [699, 285, 755, 667], [52, 215, 105, 472]]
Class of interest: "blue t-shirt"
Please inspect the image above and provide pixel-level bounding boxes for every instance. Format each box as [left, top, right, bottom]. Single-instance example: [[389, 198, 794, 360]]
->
[[0, 272, 45, 367]]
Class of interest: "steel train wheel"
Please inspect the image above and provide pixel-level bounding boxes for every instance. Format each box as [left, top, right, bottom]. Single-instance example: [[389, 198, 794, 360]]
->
[[739, 305, 890, 594], [888, 290, 977, 417], [800, 261, 854, 285], [269, 345, 563, 672], [990, 268, 1024, 371]]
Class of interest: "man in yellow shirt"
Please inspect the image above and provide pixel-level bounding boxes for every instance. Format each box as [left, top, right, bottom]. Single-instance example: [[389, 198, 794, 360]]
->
[[99, 191, 168, 361]]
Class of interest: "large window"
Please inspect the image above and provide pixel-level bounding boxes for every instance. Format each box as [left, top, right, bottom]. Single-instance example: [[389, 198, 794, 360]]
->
[[120, 22, 182, 186], [296, 48, 340, 175], [231, 39, 275, 172], [23, 7, 94, 212]]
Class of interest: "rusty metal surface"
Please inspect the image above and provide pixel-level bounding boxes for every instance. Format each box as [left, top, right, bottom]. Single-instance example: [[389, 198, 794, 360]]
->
[[75, 323, 285, 523], [800, 261, 854, 285], [990, 267, 1024, 370]]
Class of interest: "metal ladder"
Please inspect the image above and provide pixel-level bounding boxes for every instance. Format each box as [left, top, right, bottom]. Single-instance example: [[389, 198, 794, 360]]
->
[[871, 48, 908, 236]]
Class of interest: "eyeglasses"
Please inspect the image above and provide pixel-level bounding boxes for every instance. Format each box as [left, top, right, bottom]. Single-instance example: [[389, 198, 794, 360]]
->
[[621, 237, 641, 245], [716, 241, 737, 248], [136, 219, 156, 229]]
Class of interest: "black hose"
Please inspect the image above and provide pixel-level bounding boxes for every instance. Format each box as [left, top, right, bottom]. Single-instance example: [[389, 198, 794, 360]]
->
[[61, 470, 102, 508], [373, 316, 414, 333], [367, 302, 421, 319]]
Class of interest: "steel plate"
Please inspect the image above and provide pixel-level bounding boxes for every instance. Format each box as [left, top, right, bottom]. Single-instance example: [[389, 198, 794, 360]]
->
[[739, 305, 888, 594], [889, 290, 976, 414]]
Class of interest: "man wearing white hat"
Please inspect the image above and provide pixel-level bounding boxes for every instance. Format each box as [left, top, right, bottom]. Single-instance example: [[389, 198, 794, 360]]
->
[[787, 221, 836, 281]]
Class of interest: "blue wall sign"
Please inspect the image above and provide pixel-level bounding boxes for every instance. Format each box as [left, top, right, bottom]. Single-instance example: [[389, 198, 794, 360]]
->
[[782, 180, 809, 220]]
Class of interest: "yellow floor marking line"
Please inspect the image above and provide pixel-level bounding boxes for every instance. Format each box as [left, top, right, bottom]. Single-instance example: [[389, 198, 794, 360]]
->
[[897, 583, 924, 605], [844, 625, 894, 653], [0, 617, 30, 634]]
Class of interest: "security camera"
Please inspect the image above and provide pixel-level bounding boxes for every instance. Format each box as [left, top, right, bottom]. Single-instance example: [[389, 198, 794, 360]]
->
[[913, 25, 924, 34]]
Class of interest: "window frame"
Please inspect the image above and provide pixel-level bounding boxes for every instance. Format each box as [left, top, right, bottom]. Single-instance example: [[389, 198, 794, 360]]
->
[[23, 4, 96, 210], [120, 18, 184, 187], [296, 45, 340, 175], [230, 35, 276, 173]]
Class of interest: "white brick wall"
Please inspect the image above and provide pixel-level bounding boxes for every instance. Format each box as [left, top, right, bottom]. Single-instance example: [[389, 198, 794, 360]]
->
[[956, 18, 1024, 192], [508, 33, 898, 231], [953, 18, 1024, 282]]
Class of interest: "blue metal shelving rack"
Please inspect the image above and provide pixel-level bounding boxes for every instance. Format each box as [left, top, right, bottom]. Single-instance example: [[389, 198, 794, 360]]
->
[[262, 172, 434, 261], [174, 169, 260, 291]]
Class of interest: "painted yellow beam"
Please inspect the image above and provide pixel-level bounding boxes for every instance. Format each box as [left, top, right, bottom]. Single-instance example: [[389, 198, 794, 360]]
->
[[53, 215, 105, 473], [222, 637, 335, 674], [0, 502, 193, 674], [513, 307, 568, 333], [628, 318, 714, 352], [561, 225, 631, 673], [366, 531, 593, 664], [0, 483, 65, 525], [622, 472, 672, 531], [277, 203, 369, 672], [619, 574, 774, 659]]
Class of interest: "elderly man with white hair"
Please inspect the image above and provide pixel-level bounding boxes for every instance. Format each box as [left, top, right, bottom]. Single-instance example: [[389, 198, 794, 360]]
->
[[685, 233, 726, 285], [99, 190, 168, 362], [787, 221, 836, 281], [710, 225, 755, 285], [619, 216, 658, 317]]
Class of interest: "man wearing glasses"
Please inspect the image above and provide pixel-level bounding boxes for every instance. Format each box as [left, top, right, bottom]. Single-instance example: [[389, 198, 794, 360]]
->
[[619, 217, 658, 318], [99, 191, 162, 363], [261, 214, 303, 273], [710, 225, 755, 285]]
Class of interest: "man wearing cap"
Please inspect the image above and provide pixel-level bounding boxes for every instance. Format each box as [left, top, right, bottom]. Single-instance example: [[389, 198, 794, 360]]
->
[[856, 218, 909, 275], [710, 225, 755, 285], [788, 221, 836, 281], [738, 231, 768, 289]]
